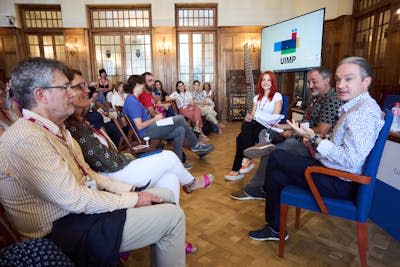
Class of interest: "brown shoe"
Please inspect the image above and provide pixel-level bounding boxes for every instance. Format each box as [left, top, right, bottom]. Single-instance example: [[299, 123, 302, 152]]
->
[[243, 144, 276, 159]]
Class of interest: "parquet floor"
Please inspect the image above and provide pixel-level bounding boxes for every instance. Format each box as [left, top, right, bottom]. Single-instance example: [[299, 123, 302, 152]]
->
[[126, 121, 400, 267]]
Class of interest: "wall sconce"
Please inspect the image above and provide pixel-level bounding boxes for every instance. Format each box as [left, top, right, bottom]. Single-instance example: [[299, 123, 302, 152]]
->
[[158, 37, 170, 55], [66, 39, 79, 56], [249, 38, 257, 53]]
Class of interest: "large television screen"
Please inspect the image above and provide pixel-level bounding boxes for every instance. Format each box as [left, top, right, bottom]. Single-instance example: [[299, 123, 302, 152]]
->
[[260, 8, 325, 72]]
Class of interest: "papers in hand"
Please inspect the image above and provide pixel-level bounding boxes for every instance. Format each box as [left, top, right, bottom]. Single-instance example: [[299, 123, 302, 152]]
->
[[156, 117, 174, 126], [254, 112, 284, 133]]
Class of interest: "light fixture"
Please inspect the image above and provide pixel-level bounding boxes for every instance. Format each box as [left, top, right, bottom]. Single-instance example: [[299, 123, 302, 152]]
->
[[249, 37, 257, 53], [396, 8, 400, 15], [66, 39, 79, 56], [158, 37, 170, 55]]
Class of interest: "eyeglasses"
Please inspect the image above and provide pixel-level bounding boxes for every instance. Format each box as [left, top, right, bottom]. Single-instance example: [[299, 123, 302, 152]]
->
[[42, 84, 71, 90], [70, 82, 89, 90]]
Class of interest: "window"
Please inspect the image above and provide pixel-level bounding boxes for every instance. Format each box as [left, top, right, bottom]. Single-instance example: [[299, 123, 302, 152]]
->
[[176, 5, 217, 86], [19, 5, 66, 61], [89, 6, 152, 83], [177, 8, 216, 27]]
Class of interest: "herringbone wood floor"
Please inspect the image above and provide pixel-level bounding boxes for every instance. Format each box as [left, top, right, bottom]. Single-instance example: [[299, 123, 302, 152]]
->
[[125, 121, 400, 267]]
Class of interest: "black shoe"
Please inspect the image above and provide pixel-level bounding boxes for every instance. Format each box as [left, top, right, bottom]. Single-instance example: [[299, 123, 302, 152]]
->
[[248, 225, 288, 241], [230, 189, 265, 201], [243, 187, 266, 200]]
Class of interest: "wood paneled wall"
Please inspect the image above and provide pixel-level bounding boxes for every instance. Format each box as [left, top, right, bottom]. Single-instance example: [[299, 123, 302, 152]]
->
[[218, 26, 261, 119], [0, 28, 25, 81], [64, 28, 91, 81], [152, 27, 177, 94], [322, 15, 353, 75]]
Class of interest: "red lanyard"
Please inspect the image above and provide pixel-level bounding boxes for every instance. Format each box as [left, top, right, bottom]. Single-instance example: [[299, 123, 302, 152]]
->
[[25, 116, 89, 177]]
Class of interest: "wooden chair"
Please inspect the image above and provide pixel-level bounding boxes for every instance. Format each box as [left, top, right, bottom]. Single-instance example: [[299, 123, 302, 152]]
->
[[278, 109, 393, 267], [112, 115, 161, 156]]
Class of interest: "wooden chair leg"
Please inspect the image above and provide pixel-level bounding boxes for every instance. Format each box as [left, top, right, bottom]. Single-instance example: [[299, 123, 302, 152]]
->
[[356, 222, 368, 267], [279, 204, 289, 257], [295, 208, 301, 229]]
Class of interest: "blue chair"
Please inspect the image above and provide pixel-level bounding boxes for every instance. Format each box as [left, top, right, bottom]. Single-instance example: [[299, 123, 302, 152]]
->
[[280, 95, 289, 123], [278, 109, 393, 267]]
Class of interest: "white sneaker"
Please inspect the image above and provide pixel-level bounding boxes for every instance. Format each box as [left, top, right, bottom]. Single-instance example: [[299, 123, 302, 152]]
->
[[239, 160, 255, 174], [225, 171, 244, 181]]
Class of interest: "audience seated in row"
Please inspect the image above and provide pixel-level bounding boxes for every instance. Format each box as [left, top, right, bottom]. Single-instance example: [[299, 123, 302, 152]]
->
[[0, 58, 187, 266]]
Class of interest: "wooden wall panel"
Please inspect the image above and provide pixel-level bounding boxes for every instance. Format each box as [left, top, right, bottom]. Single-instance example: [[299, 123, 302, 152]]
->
[[0, 27, 25, 81], [322, 15, 353, 75], [218, 26, 262, 119], [152, 27, 176, 94], [64, 28, 91, 81]]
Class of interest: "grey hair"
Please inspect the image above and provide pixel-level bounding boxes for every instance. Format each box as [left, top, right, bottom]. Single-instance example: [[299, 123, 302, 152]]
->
[[309, 66, 331, 80], [337, 56, 372, 80], [10, 57, 68, 109]]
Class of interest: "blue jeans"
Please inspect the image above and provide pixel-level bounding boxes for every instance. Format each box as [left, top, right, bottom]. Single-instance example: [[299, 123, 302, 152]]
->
[[144, 115, 198, 161]]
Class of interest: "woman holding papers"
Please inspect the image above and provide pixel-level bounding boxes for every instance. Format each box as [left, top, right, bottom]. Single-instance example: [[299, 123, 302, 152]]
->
[[123, 75, 214, 168], [66, 70, 212, 254], [65, 69, 214, 206], [225, 71, 283, 181]]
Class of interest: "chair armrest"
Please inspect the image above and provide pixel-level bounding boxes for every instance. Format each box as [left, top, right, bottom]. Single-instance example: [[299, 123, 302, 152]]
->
[[303, 166, 371, 214]]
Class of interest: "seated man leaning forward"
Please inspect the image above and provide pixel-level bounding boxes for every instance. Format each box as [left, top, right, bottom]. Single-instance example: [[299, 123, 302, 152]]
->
[[123, 75, 214, 166], [231, 66, 342, 200], [248, 56, 384, 241], [0, 58, 185, 267]]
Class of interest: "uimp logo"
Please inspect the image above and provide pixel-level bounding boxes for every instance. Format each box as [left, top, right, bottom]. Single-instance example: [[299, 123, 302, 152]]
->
[[274, 29, 300, 64]]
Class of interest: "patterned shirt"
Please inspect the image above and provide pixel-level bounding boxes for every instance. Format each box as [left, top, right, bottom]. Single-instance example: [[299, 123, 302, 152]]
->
[[317, 92, 384, 175], [0, 110, 137, 238], [169, 91, 193, 109], [303, 88, 343, 128], [65, 117, 134, 173], [191, 90, 206, 102]]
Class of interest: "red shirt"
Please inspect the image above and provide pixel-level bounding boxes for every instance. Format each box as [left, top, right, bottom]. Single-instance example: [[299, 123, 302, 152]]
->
[[138, 90, 155, 109]]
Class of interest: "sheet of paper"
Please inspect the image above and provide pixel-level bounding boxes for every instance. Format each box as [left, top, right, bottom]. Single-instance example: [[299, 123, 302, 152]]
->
[[156, 117, 174, 126], [254, 112, 284, 128]]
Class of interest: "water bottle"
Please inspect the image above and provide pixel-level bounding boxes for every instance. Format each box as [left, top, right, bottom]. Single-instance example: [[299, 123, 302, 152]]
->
[[390, 102, 400, 132]]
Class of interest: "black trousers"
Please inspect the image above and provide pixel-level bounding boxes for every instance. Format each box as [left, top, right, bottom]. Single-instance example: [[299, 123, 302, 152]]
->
[[264, 149, 357, 231], [231, 120, 265, 171]]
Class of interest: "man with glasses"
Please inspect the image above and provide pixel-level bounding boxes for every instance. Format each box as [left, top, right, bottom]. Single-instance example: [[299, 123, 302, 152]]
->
[[0, 58, 185, 266]]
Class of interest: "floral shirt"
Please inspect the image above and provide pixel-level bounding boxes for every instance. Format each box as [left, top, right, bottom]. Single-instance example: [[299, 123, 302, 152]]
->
[[65, 118, 134, 173], [191, 90, 206, 102]]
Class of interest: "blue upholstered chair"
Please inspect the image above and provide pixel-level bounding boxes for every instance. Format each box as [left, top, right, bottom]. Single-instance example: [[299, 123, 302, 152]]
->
[[278, 109, 393, 267], [280, 95, 289, 123]]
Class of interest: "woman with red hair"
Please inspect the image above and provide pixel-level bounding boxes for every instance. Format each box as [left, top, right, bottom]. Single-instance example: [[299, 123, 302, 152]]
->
[[225, 71, 283, 181]]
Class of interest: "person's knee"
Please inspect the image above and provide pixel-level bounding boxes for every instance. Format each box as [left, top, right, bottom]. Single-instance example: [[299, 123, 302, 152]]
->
[[161, 204, 185, 229], [174, 115, 186, 124]]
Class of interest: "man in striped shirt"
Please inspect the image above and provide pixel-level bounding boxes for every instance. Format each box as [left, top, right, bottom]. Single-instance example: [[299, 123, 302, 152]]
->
[[0, 58, 185, 266]]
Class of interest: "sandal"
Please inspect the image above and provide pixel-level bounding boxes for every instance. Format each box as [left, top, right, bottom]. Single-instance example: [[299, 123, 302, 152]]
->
[[182, 174, 214, 194], [185, 241, 197, 254]]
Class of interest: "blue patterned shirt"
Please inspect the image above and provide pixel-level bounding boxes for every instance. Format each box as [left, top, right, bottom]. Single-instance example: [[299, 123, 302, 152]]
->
[[316, 92, 384, 175]]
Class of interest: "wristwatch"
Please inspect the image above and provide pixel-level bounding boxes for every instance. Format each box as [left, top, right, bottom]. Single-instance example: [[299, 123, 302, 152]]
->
[[310, 135, 320, 148]]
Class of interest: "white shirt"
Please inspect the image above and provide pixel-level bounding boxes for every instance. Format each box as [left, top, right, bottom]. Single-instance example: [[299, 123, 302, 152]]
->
[[169, 91, 193, 109], [253, 92, 283, 115], [111, 92, 127, 107]]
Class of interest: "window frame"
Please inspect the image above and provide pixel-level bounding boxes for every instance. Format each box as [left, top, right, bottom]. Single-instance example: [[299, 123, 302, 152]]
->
[[87, 5, 153, 83], [175, 4, 218, 87]]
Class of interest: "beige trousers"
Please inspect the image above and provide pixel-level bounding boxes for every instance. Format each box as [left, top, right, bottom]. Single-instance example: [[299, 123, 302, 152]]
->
[[120, 187, 185, 267], [199, 105, 218, 125]]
